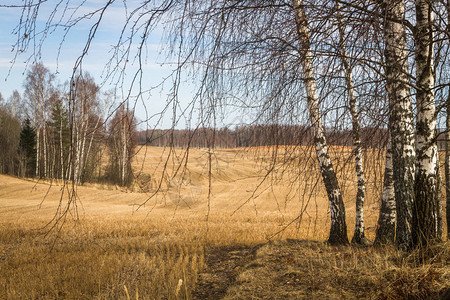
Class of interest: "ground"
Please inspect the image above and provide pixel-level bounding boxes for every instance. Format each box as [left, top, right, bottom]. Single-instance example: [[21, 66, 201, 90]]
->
[[0, 146, 449, 299], [192, 240, 449, 299]]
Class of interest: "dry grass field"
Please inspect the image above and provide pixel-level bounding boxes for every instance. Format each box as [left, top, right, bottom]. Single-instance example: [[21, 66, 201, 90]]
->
[[0, 146, 448, 299]]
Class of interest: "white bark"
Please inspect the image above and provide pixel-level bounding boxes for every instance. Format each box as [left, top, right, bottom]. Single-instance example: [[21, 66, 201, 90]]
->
[[446, 92, 450, 240], [293, 0, 348, 244], [59, 112, 65, 180], [35, 129, 40, 177], [336, 3, 367, 244], [375, 138, 396, 244], [382, 0, 415, 249], [413, 0, 441, 246], [83, 116, 101, 180]]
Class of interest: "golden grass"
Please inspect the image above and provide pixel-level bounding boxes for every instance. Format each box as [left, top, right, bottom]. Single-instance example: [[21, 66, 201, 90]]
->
[[0, 146, 448, 299], [224, 240, 450, 299]]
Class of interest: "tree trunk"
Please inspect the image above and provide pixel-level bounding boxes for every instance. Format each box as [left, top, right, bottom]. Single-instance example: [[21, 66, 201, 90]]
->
[[83, 116, 101, 181], [446, 93, 450, 240], [121, 108, 127, 186], [444, 0, 450, 242], [60, 113, 65, 180], [336, 3, 368, 245], [412, 0, 441, 247], [436, 150, 443, 239], [42, 108, 48, 178], [292, 0, 348, 245], [375, 138, 396, 245], [382, 0, 415, 250], [35, 129, 40, 177]]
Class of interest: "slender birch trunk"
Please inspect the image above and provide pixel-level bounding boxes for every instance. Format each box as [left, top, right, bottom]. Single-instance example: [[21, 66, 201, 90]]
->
[[39, 83, 48, 178], [375, 138, 396, 244], [436, 150, 443, 238], [73, 125, 80, 183], [83, 116, 101, 180], [412, 0, 441, 247], [293, 0, 348, 245], [78, 118, 88, 184], [446, 93, 450, 240], [35, 129, 40, 177], [59, 112, 65, 180], [42, 112, 48, 178], [445, 0, 450, 242], [382, 0, 415, 249], [336, 3, 368, 245], [121, 113, 128, 186]]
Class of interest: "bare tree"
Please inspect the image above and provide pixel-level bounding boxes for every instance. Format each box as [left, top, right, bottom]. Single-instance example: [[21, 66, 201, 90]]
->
[[292, 0, 348, 244], [374, 138, 396, 244], [69, 73, 102, 184], [335, 1, 368, 245], [23, 63, 55, 179], [443, 0, 450, 241], [5, 0, 448, 248], [380, 0, 416, 249], [108, 104, 137, 186], [412, 0, 441, 247]]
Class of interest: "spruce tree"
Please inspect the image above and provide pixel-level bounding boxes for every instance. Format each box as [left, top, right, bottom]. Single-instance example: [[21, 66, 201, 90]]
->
[[19, 119, 37, 177]]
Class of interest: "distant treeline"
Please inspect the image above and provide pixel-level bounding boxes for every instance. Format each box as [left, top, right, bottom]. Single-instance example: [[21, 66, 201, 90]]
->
[[137, 125, 391, 148], [0, 64, 137, 186]]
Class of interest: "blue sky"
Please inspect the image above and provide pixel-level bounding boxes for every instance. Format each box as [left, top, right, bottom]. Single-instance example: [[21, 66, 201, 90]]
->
[[0, 1, 199, 129]]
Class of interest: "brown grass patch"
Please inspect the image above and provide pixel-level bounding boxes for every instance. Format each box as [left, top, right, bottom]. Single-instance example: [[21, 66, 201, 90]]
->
[[222, 240, 450, 299], [0, 146, 448, 298]]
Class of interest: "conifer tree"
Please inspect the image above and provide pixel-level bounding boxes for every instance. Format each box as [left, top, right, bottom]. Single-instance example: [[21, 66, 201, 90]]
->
[[19, 118, 36, 177]]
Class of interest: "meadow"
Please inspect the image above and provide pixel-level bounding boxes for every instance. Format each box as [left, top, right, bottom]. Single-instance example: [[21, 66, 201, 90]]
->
[[0, 146, 448, 299]]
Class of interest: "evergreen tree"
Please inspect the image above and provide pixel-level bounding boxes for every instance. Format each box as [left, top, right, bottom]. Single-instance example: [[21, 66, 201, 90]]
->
[[19, 118, 37, 177]]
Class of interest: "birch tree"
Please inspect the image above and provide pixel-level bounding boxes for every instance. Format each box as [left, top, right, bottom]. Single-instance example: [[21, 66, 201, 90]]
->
[[23, 63, 55, 179], [108, 104, 137, 186], [412, 0, 441, 247], [7, 0, 449, 247], [49, 96, 70, 180], [380, 0, 416, 249], [447, 94, 450, 240], [335, 2, 368, 245], [70, 73, 101, 184], [293, 0, 348, 245], [374, 138, 396, 244], [443, 0, 450, 241]]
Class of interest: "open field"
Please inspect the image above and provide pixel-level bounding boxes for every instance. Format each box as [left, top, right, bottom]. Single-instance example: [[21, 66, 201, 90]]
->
[[0, 146, 448, 299]]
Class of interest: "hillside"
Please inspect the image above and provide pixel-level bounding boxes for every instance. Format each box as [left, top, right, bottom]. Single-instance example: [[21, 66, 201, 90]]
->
[[0, 146, 448, 299]]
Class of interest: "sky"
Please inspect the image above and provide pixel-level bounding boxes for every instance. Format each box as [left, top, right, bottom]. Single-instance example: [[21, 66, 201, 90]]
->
[[0, 0, 203, 129]]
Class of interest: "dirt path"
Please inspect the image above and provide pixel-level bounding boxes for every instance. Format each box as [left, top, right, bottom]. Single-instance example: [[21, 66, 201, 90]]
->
[[192, 240, 449, 299], [192, 245, 256, 299]]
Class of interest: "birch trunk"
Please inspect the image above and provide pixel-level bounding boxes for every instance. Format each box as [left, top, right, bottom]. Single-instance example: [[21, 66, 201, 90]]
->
[[74, 92, 87, 184], [293, 0, 348, 245], [445, 0, 450, 242], [38, 81, 48, 178], [382, 0, 415, 249], [35, 129, 40, 177], [59, 113, 65, 180], [41, 101, 48, 178], [73, 124, 81, 184], [336, 3, 368, 245], [412, 0, 441, 247], [83, 116, 101, 180], [446, 93, 450, 240], [122, 116, 128, 186], [436, 150, 443, 239], [78, 118, 88, 184], [374, 138, 396, 244]]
